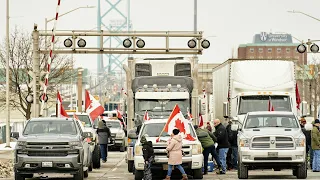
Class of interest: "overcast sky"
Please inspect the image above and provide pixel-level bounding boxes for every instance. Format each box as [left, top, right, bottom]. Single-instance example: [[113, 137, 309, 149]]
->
[[1, 0, 320, 72]]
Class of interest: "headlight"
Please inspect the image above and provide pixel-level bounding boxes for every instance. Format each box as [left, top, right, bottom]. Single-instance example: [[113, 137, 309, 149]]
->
[[192, 144, 202, 155], [295, 138, 305, 147], [69, 141, 82, 147], [116, 132, 124, 138], [239, 138, 250, 147], [135, 145, 142, 156], [17, 141, 27, 147], [17, 149, 27, 154]]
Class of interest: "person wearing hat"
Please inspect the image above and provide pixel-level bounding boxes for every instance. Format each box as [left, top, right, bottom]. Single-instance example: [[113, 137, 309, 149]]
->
[[141, 135, 154, 180], [311, 119, 320, 172]]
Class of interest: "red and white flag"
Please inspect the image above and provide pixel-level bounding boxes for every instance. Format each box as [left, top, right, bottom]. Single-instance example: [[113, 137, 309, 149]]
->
[[199, 113, 204, 127], [57, 91, 68, 118], [268, 97, 275, 111], [296, 83, 301, 110], [73, 113, 79, 120], [157, 104, 195, 142], [85, 90, 104, 121], [187, 108, 193, 120], [144, 110, 150, 121], [116, 108, 123, 119], [202, 89, 206, 98]]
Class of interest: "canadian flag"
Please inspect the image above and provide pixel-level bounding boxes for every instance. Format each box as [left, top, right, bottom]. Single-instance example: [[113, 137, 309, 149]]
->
[[73, 113, 79, 120], [296, 83, 301, 110], [144, 110, 150, 121], [85, 90, 104, 121], [187, 108, 193, 120], [116, 108, 123, 119], [57, 91, 68, 118], [157, 104, 195, 142], [199, 113, 204, 127], [268, 97, 275, 111]]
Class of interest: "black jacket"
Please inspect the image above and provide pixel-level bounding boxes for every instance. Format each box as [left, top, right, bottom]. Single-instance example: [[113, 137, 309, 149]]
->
[[142, 141, 154, 161], [226, 123, 238, 147], [300, 124, 311, 146], [214, 123, 230, 149]]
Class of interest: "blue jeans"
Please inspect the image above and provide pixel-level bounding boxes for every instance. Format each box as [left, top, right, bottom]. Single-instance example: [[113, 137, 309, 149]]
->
[[203, 145, 221, 172], [231, 146, 238, 169], [167, 164, 186, 176], [100, 144, 108, 161], [313, 150, 320, 171], [218, 148, 229, 173], [308, 145, 313, 167]]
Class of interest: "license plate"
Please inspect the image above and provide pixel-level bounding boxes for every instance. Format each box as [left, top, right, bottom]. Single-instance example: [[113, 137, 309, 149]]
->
[[268, 152, 278, 157], [42, 162, 53, 167]]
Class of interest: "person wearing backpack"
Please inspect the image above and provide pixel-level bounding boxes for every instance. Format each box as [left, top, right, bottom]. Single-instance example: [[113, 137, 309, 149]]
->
[[141, 135, 155, 180], [213, 119, 230, 174], [226, 120, 238, 170]]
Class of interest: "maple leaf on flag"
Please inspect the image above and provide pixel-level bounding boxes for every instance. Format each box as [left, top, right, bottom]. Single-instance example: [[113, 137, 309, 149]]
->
[[174, 119, 186, 134]]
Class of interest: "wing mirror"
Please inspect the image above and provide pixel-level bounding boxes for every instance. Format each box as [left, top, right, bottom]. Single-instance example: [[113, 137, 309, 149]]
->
[[223, 102, 229, 118], [128, 133, 138, 139], [11, 132, 19, 139], [82, 132, 93, 139], [231, 124, 239, 131]]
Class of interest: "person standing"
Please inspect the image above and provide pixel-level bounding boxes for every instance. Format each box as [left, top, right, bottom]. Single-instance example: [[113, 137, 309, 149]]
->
[[213, 119, 230, 174], [97, 120, 111, 163], [164, 129, 188, 180], [312, 119, 320, 172], [194, 125, 222, 175], [141, 135, 155, 180], [226, 120, 238, 170]]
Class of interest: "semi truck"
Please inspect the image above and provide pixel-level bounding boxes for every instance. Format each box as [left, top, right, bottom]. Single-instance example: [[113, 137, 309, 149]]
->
[[212, 59, 307, 124], [123, 57, 202, 175]]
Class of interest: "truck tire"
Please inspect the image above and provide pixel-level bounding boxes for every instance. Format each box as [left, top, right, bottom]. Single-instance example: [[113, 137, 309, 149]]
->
[[84, 169, 89, 178], [193, 168, 203, 179], [92, 145, 101, 169], [74, 166, 84, 180], [120, 145, 125, 152], [128, 160, 134, 172], [88, 160, 93, 171], [296, 162, 307, 179], [293, 168, 297, 176], [134, 170, 144, 180], [14, 173, 25, 180], [238, 162, 248, 179]]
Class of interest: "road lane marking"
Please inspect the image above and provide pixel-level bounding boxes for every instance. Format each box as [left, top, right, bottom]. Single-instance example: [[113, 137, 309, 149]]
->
[[116, 158, 125, 167], [112, 167, 117, 171]]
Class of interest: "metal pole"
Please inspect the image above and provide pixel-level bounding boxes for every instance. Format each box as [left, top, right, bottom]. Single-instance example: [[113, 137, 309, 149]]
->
[[194, 0, 197, 33], [77, 69, 83, 112], [302, 52, 305, 101], [32, 27, 40, 118], [5, 0, 11, 148], [70, 54, 74, 110]]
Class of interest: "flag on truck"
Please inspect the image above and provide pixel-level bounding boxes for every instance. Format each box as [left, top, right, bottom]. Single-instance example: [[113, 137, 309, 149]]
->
[[296, 83, 301, 110], [85, 90, 104, 121], [268, 97, 275, 111], [144, 110, 150, 121], [199, 113, 204, 127], [156, 104, 195, 142], [187, 108, 192, 120], [57, 91, 68, 118]]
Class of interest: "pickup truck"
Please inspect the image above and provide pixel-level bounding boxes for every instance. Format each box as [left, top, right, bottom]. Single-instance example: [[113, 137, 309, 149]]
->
[[233, 111, 307, 179], [128, 119, 204, 180], [11, 117, 93, 180]]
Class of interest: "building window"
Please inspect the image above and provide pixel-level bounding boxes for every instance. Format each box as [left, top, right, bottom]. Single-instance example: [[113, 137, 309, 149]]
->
[[250, 48, 254, 53], [259, 48, 263, 53], [286, 48, 290, 53], [268, 48, 272, 53], [277, 48, 281, 53]]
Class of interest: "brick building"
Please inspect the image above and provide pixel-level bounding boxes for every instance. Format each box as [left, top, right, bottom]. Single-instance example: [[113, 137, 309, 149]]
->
[[238, 32, 307, 64]]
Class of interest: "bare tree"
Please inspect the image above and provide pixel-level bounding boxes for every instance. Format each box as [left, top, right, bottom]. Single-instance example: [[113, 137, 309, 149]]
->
[[0, 27, 75, 120]]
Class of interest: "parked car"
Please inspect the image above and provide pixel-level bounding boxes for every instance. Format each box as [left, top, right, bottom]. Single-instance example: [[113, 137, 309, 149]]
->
[[11, 117, 93, 180]]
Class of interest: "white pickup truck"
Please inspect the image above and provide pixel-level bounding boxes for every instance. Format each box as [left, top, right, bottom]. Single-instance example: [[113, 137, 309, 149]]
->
[[128, 119, 204, 180], [233, 111, 307, 179]]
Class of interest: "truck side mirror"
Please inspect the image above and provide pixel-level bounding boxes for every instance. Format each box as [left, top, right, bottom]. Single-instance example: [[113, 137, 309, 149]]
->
[[231, 124, 239, 131], [301, 101, 308, 117], [11, 132, 19, 139], [223, 102, 229, 118]]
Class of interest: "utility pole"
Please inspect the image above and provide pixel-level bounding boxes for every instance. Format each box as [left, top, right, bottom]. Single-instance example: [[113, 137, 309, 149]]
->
[[5, 0, 11, 148], [192, 0, 199, 125], [32, 27, 40, 118], [77, 68, 84, 112]]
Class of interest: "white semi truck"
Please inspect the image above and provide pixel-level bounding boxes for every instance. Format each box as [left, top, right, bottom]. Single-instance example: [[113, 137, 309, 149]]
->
[[212, 59, 307, 124]]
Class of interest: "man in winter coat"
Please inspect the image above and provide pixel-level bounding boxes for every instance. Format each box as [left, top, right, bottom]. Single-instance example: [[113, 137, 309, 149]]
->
[[226, 120, 238, 170], [97, 120, 111, 162], [165, 129, 188, 180], [141, 135, 154, 180], [213, 119, 230, 174], [311, 119, 320, 172], [194, 125, 222, 175]]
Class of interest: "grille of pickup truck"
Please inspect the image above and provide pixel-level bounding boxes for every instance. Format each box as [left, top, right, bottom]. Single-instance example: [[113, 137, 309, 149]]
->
[[26, 142, 71, 156], [28, 151, 68, 156], [153, 145, 191, 157], [251, 136, 294, 149]]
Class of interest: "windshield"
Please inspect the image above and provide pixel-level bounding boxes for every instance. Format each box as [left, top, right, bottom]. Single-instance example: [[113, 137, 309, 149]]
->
[[238, 95, 291, 115], [68, 115, 92, 127], [135, 99, 189, 114], [23, 121, 77, 135], [244, 114, 299, 128], [106, 121, 121, 128], [140, 123, 196, 137]]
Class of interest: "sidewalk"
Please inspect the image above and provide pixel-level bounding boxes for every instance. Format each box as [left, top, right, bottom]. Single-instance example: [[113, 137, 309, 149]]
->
[[0, 142, 16, 151]]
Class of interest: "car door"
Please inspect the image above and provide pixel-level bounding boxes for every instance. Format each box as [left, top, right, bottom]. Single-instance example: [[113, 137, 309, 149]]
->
[[75, 120, 90, 167]]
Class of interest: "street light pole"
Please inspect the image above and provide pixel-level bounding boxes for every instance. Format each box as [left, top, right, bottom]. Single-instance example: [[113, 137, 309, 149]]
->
[[5, 0, 11, 148], [288, 10, 320, 22]]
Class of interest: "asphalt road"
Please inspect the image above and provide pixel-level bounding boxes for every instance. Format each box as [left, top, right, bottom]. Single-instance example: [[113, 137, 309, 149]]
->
[[1, 150, 320, 179]]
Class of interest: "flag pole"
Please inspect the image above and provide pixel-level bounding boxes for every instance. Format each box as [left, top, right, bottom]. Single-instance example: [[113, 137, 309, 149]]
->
[[156, 104, 178, 142], [56, 90, 58, 117]]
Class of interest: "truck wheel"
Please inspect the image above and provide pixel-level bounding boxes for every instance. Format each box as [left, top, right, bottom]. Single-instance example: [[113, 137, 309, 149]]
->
[[74, 166, 84, 180], [193, 168, 203, 179], [128, 160, 134, 172], [134, 170, 144, 180], [84, 169, 89, 178], [88, 160, 93, 172], [14, 173, 25, 180], [296, 162, 307, 179], [92, 145, 101, 169], [293, 168, 297, 176], [238, 162, 248, 179], [120, 145, 125, 152]]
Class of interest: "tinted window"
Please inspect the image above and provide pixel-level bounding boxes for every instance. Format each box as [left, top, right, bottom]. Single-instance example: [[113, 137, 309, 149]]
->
[[23, 121, 77, 135], [68, 115, 91, 127], [244, 114, 299, 128], [140, 123, 196, 137], [106, 121, 121, 128]]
